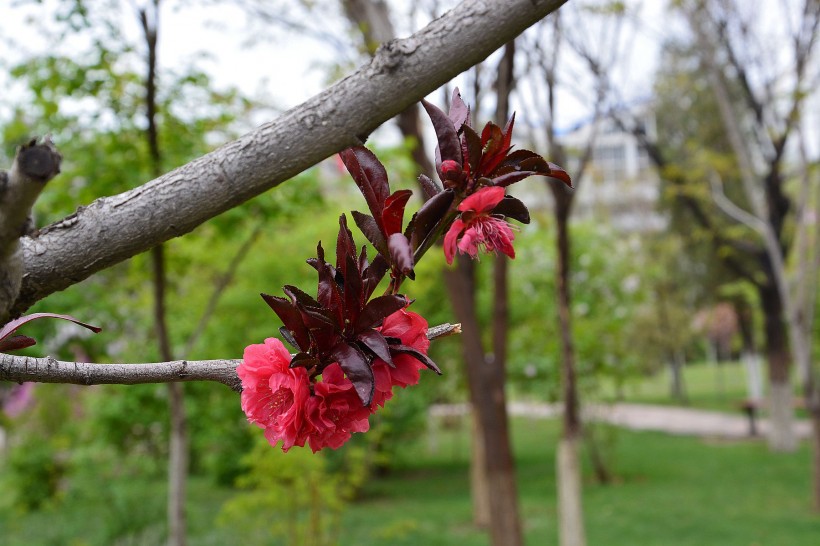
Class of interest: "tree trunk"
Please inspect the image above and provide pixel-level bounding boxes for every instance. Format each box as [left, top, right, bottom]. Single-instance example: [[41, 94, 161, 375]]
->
[[444, 257, 523, 546], [811, 409, 820, 512], [470, 412, 491, 528], [557, 435, 586, 546], [151, 244, 189, 546], [759, 282, 797, 452], [167, 381, 188, 546], [550, 146, 586, 545], [669, 351, 688, 404]]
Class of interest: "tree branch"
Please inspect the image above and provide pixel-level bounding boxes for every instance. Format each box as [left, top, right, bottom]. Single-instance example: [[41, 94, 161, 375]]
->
[[10, 0, 568, 318], [0, 138, 62, 323], [0, 322, 461, 391]]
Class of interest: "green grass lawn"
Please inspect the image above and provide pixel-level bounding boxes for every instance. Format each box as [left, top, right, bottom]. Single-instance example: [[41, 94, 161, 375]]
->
[[598, 359, 805, 415], [2, 417, 816, 546]]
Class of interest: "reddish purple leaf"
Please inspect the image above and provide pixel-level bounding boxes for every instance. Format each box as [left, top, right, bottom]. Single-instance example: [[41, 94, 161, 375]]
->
[[336, 215, 358, 279], [422, 99, 462, 170], [339, 147, 390, 228], [547, 162, 573, 188], [480, 121, 503, 150], [0, 313, 102, 352], [0, 335, 37, 352], [390, 344, 442, 374], [355, 295, 407, 332], [314, 245, 344, 326], [352, 211, 388, 259], [409, 189, 455, 250], [489, 170, 542, 188], [330, 342, 374, 406], [418, 174, 441, 200], [382, 189, 413, 236], [448, 87, 470, 131], [357, 328, 394, 367], [462, 126, 483, 177], [262, 293, 311, 350], [289, 352, 321, 370], [0, 313, 102, 343], [362, 254, 389, 301], [387, 233, 415, 278], [492, 195, 530, 224], [501, 113, 516, 151], [343, 252, 364, 328]]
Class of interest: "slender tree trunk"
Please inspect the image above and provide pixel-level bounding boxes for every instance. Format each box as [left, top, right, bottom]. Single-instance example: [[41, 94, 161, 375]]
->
[[444, 257, 523, 546], [552, 185, 586, 546], [141, 5, 188, 544], [470, 413, 491, 528], [759, 282, 797, 452], [151, 244, 188, 546], [669, 352, 688, 404]]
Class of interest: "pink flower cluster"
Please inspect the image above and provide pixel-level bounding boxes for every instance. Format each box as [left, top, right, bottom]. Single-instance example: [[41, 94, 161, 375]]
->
[[238, 309, 430, 452]]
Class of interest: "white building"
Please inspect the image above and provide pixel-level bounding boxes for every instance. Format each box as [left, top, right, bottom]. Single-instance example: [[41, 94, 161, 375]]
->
[[554, 107, 667, 232]]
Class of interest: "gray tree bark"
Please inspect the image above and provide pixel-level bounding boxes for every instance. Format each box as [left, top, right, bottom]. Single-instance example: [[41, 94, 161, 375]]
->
[[0, 139, 62, 324]]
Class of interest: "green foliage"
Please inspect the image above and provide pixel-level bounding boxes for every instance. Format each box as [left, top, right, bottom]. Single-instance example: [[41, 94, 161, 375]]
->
[[218, 438, 367, 546]]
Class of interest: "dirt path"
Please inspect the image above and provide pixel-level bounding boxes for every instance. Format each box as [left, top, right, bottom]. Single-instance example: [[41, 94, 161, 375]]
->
[[430, 402, 812, 440]]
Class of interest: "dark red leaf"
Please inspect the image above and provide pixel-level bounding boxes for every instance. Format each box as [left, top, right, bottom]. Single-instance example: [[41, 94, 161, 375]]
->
[[410, 189, 455, 250], [547, 162, 573, 188], [462, 125, 483, 176], [357, 329, 394, 367], [314, 244, 344, 326], [498, 149, 546, 167], [352, 210, 388, 258], [362, 254, 389, 301], [336, 215, 358, 278], [290, 352, 321, 370], [501, 113, 516, 150], [343, 252, 364, 328], [358, 245, 369, 276], [262, 293, 310, 349], [330, 342, 374, 406], [354, 295, 407, 332], [0, 335, 37, 352], [492, 195, 530, 224], [448, 87, 470, 131], [387, 233, 415, 278], [279, 326, 300, 349], [0, 313, 102, 343], [418, 174, 441, 200], [339, 147, 390, 228], [422, 99, 462, 170], [390, 344, 442, 375], [489, 170, 543, 188], [382, 189, 413, 236], [480, 121, 503, 151]]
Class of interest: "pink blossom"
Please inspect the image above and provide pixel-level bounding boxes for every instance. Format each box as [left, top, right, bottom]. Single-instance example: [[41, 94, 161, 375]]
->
[[305, 363, 371, 452], [444, 186, 516, 265], [239, 338, 312, 451], [371, 309, 430, 408]]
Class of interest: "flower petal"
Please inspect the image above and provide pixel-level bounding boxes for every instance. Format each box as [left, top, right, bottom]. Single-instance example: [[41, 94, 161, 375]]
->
[[458, 186, 506, 213]]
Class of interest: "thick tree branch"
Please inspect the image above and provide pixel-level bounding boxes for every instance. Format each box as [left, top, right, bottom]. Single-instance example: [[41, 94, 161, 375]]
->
[[0, 138, 62, 323], [10, 0, 568, 317], [0, 322, 461, 391]]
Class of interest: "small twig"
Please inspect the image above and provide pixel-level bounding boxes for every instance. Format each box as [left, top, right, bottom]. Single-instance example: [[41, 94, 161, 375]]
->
[[0, 322, 462, 392]]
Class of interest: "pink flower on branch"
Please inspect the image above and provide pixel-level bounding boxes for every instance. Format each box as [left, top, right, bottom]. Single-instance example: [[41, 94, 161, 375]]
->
[[239, 338, 312, 452], [306, 363, 371, 452], [444, 187, 517, 264], [371, 308, 432, 408]]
